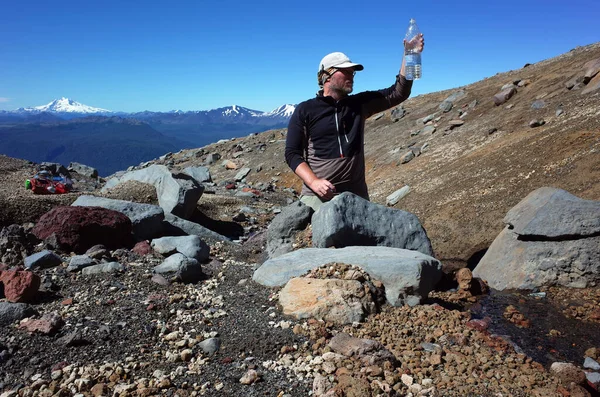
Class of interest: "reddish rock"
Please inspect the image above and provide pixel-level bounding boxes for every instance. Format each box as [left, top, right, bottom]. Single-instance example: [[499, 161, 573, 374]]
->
[[132, 241, 152, 256], [466, 318, 490, 331], [0, 270, 41, 303], [61, 298, 73, 306], [225, 183, 236, 190], [241, 187, 262, 196], [32, 206, 133, 254], [19, 312, 64, 334]]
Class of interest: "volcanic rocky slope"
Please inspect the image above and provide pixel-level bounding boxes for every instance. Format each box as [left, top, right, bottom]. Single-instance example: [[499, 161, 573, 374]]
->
[[0, 42, 599, 397]]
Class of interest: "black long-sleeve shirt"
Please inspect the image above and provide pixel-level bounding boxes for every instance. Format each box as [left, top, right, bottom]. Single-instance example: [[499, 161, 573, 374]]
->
[[285, 75, 412, 198]]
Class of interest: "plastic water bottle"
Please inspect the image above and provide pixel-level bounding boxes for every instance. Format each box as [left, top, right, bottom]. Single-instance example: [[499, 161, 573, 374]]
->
[[404, 18, 422, 80]]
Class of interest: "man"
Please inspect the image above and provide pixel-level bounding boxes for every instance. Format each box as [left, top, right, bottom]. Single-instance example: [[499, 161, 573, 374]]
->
[[284, 35, 425, 211]]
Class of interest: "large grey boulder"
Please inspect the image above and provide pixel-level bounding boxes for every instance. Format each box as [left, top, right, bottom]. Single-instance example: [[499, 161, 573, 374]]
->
[[72, 195, 164, 241], [101, 165, 203, 220], [253, 246, 442, 306], [473, 187, 600, 290], [151, 235, 209, 263], [312, 192, 433, 257], [266, 201, 313, 259]]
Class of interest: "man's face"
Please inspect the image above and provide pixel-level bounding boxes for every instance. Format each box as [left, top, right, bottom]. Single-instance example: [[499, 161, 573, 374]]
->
[[327, 68, 355, 95]]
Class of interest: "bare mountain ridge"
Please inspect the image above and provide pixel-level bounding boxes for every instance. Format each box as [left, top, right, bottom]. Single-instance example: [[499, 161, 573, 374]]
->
[[167, 42, 600, 269]]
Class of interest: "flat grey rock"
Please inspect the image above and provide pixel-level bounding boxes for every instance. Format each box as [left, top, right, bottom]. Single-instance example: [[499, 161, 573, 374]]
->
[[82, 262, 125, 275], [253, 246, 442, 306], [24, 250, 62, 269]]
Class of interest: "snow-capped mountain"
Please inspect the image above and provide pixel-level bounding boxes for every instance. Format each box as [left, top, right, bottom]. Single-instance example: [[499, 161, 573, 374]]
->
[[262, 104, 296, 118], [24, 97, 112, 114]]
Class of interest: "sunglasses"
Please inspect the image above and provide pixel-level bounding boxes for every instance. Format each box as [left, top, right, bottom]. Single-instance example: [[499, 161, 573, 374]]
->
[[334, 68, 356, 77]]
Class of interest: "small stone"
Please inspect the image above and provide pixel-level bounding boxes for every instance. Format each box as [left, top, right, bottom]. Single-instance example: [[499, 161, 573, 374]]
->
[[584, 357, 600, 371], [239, 369, 259, 385], [529, 119, 545, 128]]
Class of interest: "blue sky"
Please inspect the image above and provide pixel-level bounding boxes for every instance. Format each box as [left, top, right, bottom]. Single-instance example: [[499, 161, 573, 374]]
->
[[1, 0, 598, 113]]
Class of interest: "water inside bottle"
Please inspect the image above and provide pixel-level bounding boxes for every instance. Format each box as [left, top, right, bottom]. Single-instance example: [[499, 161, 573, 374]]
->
[[405, 54, 421, 80]]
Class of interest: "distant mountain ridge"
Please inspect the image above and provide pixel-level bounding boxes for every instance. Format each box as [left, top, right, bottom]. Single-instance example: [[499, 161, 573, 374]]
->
[[8, 98, 296, 121], [0, 98, 297, 175]]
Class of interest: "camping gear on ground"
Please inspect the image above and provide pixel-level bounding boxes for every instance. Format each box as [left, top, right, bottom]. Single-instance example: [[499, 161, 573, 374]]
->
[[29, 172, 72, 195]]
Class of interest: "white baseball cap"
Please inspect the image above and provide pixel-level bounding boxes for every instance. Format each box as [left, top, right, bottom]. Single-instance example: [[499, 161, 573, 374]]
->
[[318, 52, 364, 73]]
